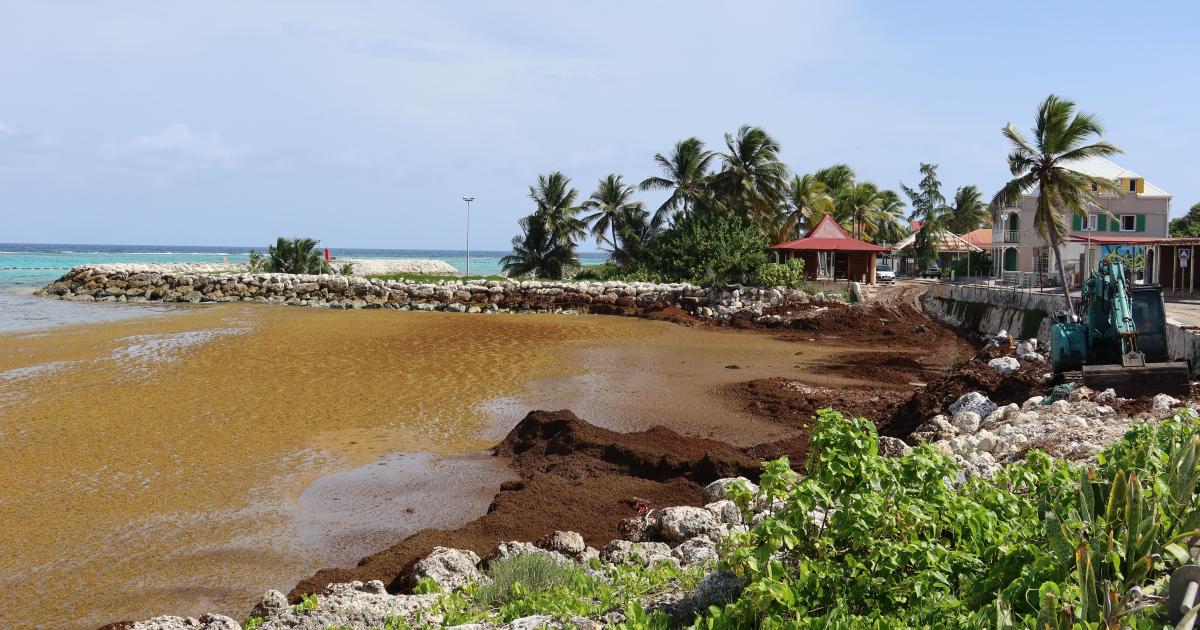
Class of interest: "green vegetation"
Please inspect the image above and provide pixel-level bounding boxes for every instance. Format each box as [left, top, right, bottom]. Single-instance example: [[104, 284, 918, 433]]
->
[[501, 172, 584, 279], [473, 554, 589, 609], [1170, 202, 1200, 237], [292, 593, 318, 614], [991, 94, 1122, 312], [755, 259, 807, 288], [248, 237, 334, 275], [501, 126, 926, 284]]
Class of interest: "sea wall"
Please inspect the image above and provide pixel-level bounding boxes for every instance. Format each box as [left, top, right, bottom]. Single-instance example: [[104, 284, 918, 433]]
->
[[35, 265, 815, 321], [922, 283, 1063, 344], [923, 282, 1200, 374]]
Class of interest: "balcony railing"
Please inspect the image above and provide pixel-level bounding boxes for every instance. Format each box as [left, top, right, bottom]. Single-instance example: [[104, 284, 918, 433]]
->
[[1001, 230, 1020, 243]]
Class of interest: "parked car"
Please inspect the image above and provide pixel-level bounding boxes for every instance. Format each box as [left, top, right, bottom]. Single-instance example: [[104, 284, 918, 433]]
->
[[875, 262, 895, 283], [920, 262, 941, 279]]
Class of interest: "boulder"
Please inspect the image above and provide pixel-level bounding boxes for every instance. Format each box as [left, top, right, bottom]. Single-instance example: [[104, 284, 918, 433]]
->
[[878, 436, 912, 457], [130, 615, 239, 630], [656, 506, 722, 543], [949, 392, 997, 420], [249, 590, 289, 620], [601, 540, 673, 566], [701, 477, 758, 504], [1153, 393, 1182, 415], [987, 357, 1020, 376], [691, 570, 744, 610], [951, 411, 981, 434], [672, 536, 719, 566], [408, 547, 481, 591], [536, 530, 586, 559], [704, 500, 743, 525]]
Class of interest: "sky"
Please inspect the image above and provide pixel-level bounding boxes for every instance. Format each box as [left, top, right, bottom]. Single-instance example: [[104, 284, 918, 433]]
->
[[2, 1, 1198, 251]]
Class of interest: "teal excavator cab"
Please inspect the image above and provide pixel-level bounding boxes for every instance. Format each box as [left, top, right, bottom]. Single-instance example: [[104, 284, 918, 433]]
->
[[1049, 260, 1189, 397]]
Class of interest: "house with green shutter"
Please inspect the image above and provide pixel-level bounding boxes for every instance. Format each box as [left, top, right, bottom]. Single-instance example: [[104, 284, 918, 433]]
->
[[991, 156, 1170, 280]]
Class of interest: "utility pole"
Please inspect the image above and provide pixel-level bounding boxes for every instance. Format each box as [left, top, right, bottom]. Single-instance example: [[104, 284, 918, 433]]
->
[[462, 196, 474, 277]]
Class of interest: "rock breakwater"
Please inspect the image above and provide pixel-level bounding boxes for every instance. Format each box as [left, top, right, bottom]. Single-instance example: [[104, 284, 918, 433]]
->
[[38, 265, 824, 322]]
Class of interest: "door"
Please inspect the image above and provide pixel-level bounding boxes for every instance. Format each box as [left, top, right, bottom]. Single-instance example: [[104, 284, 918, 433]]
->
[[1003, 247, 1018, 272]]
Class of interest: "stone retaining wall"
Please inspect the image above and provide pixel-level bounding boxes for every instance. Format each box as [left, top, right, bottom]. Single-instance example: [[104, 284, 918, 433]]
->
[[36, 265, 811, 321], [924, 282, 1200, 374]]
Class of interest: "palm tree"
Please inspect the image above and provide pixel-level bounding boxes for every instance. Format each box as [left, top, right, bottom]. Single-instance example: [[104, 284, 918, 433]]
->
[[266, 237, 329, 274], [775, 173, 835, 241], [611, 205, 664, 267], [837, 182, 891, 240], [712, 125, 789, 223], [529, 172, 585, 246], [582, 174, 643, 254], [814, 164, 856, 197], [944, 185, 990, 234], [500, 214, 579, 279], [870, 190, 907, 245], [639, 137, 716, 225], [992, 94, 1121, 311]]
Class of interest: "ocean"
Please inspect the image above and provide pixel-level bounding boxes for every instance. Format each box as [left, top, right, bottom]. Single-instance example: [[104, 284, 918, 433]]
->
[[0, 243, 607, 332]]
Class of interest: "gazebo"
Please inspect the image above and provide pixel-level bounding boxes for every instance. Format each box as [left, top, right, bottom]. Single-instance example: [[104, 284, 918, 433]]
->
[[769, 215, 889, 284]]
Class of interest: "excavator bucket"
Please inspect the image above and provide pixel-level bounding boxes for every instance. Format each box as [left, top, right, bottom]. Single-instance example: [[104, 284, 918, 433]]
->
[[1082, 361, 1191, 398]]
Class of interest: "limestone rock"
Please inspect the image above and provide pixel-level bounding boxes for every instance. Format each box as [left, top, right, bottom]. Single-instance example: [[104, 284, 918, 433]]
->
[[672, 536, 719, 566], [987, 357, 1020, 376], [949, 392, 997, 420], [655, 506, 722, 543], [130, 615, 239, 630], [408, 546, 481, 591], [704, 500, 743, 525], [1154, 394, 1182, 415], [691, 570, 744, 610], [701, 477, 758, 504]]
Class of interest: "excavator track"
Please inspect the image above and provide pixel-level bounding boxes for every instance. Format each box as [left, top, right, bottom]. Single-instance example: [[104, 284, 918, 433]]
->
[[1081, 361, 1191, 398]]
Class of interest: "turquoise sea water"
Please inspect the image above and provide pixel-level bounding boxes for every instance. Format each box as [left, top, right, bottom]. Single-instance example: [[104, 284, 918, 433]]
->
[[0, 243, 606, 332]]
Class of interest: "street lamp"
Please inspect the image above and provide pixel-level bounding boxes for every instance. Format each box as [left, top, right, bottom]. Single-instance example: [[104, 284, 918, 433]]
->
[[462, 196, 474, 277]]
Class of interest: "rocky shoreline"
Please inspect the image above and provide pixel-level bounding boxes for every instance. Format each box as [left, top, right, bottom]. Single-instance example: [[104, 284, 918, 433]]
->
[[36, 265, 848, 324]]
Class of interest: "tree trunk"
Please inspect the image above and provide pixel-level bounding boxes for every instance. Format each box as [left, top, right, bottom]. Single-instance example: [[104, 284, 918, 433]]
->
[[1047, 229, 1075, 314]]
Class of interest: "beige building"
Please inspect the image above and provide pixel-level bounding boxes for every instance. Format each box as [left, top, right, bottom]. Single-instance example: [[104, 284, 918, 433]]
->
[[991, 156, 1171, 283]]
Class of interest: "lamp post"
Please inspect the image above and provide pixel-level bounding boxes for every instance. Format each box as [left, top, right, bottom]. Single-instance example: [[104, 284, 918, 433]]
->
[[462, 196, 474, 277]]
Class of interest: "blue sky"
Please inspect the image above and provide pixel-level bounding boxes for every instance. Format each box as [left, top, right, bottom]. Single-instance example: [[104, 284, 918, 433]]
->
[[2, 1, 1197, 250]]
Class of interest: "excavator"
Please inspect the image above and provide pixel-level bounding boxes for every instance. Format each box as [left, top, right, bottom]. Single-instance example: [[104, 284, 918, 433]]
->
[[1050, 260, 1190, 397]]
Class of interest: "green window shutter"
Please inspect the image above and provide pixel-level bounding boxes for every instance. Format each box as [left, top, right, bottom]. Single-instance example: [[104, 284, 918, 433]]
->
[[1111, 215, 1120, 232], [1072, 214, 1081, 230], [1097, 214, 1107, 231], [1136, 214, 1146, 232]]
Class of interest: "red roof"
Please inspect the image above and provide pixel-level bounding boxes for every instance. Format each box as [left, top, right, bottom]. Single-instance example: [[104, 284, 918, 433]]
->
[[1068, 234, 1164, 245], [771, 215, 890, 253], [962, 228, 992, 247]]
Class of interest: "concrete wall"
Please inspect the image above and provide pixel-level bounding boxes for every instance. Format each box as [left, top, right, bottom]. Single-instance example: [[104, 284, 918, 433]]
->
[[924, 282, 1200, 374]]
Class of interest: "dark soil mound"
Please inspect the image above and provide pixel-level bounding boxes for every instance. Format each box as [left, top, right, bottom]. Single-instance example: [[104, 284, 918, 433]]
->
[[290, 410, 760, 601], [882, 360, 1044, 440], [785, 300, 938, 346]]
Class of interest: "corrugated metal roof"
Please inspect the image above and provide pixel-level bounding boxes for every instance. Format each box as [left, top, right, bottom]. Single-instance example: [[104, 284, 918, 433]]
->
[[1028, 155, 1171, 197]]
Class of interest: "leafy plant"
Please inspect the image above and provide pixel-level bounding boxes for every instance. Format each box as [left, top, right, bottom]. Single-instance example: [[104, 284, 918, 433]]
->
[[755, 259, 806, 288], [291, 593, 318, 614], [637, 210, 768, 284], [266, 237, 332, 275], [246, 250, 267, 273], [337, 261, 354, 276], [241, 617, 263, 630]]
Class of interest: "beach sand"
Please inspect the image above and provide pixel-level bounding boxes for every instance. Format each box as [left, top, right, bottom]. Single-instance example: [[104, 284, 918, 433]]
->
[[0, 305, 824, 629]]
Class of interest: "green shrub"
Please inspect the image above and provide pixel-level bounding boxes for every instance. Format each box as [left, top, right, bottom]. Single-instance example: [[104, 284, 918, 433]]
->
[[755, 259, 806, 287], [637, 211, 768, 285], [701, 408, 1200, 629], [474, 554, 588, 609]]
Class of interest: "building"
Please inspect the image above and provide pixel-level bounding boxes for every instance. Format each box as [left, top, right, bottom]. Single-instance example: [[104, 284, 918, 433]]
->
[[888, 229, 983, 276], [769, 214, 889, 283], [990, 156, 1171, 284]]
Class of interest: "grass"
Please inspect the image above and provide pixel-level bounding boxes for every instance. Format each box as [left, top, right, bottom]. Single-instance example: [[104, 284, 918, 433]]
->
[[472, 554, 588, 609], [366, 273, 509, 283]]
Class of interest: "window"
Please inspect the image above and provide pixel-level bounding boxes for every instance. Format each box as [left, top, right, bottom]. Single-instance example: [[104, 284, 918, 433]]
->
[[1121, 215, 1136, 231], [1129, 179, 1137, 192], [1085, 215, 1098, 231]]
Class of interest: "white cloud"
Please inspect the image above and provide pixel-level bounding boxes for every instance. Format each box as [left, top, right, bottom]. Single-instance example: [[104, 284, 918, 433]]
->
[[104, 124, 249, 169], [0, 121, 57, 163]]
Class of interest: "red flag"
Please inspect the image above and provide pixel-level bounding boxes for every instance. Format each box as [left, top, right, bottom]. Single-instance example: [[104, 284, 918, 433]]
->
[[324, 247, 331, 262]]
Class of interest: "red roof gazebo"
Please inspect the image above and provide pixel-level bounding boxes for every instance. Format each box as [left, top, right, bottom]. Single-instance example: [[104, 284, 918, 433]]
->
[[769, 215, 889, 283]]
